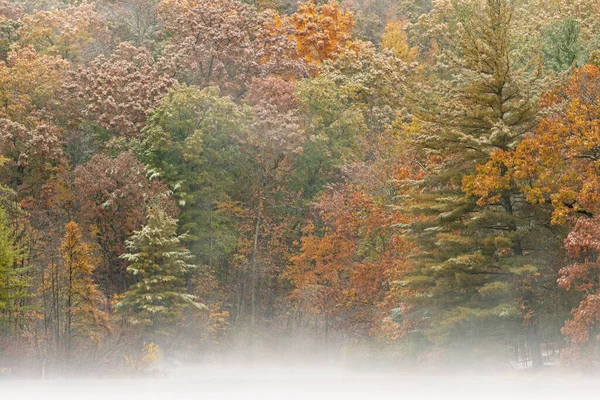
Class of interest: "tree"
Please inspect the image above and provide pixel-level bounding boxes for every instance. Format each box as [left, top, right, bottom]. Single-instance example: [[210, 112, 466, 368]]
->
[[558, 217, 600, 361], [287, 178, 414, 337], [285, 38, 416, 338], [68, 42, 175, 141], [117, 206, 203, 334], [234, 80, 304, 326], [0, 118, 66, 210], [381, 20, 418, 62], [399, 0, 550, 366], [0, 45, 68, 207], [0, 10, 20, 61], [291, 40, 409, 204], [0, 45, 69, 128], [96, 0, 162, 48], [541, 18, 585, 73], [18, 5, 109, 62], [59, 221, 108, 357], [467, 63, 600, 224]]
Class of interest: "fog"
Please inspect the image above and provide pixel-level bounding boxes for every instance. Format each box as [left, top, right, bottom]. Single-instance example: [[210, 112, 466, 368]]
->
[[3, 361, 600, 400]]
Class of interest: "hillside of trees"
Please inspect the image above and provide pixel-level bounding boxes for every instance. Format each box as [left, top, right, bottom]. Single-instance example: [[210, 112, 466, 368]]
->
[[1, 0, 600, 376]]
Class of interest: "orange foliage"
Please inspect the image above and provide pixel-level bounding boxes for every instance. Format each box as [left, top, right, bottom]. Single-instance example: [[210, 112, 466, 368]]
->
[[287, 0, 354, 65]]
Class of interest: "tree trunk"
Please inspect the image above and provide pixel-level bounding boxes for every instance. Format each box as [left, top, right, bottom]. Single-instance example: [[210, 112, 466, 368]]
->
[[527, 323, 543, 369], [250, 195, 262, 327]]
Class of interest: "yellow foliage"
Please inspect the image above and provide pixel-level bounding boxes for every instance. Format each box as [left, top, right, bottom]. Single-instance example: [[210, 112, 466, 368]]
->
[[381, 20, 418, 62], [208, 304, 230, 343], [18, 5, 107, 61], [125, 342, 161, 373]]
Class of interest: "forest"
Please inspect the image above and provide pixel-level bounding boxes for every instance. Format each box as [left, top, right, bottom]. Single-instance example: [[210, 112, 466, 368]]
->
[[1, 0, 600, 377]]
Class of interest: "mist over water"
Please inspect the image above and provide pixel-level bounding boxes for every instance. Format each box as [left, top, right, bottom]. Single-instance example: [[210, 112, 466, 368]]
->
[[3, 355, 600, 400]]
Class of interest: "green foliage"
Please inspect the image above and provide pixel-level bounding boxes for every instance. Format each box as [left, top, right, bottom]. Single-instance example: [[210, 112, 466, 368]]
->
[[138, 85, 249, 268], [290, 41, 407, 203], [0, 204, 16, 318], [0, 201, 28, 334], [0, 17, 19, 61], [542, 18, 585, 73]]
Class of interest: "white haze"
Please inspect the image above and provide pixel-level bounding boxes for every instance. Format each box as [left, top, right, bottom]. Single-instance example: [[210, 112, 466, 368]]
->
[[3, 361, 600, 400]]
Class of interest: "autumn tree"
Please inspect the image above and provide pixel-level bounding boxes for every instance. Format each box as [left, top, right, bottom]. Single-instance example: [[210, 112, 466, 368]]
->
[[0, 119, 66, 210], [380, 20, 418, 62], [18, 5, 109, 62], [234, 78, 304, 325], [0, 46, 69, 210], [291, 40, 409, 203], [68, 42, 174, 142], [287, 178, 415, 338], [96, 0, 162, 48], [157, 0, 305, 97], [0, 45, 69, 127], [558, 217, 600, 361], [287, 0, 354, 65], [465, 63, 600, 226], [286, 38, 415, 338], [59, 221, 108, 358]]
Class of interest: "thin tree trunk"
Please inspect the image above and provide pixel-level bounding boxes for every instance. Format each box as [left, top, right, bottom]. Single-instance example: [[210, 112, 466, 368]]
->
[[65, 259, 72, 362], [52, 261, 60, 360], [235, 267, 246, 324], [250, 194, 262, 327], [325, 315, 329, 351]]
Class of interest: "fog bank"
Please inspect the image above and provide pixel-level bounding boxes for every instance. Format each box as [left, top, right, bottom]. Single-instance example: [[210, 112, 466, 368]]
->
[[3, 361, 599, 400]]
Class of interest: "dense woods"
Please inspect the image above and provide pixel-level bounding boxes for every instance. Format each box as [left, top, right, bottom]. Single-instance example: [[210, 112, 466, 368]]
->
[[1, 0, 600, 376]]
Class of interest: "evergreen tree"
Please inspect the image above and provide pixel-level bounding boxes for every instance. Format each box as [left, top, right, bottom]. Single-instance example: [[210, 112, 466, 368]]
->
[[398, 0, 557, 366], [117, 206, 204, 335]]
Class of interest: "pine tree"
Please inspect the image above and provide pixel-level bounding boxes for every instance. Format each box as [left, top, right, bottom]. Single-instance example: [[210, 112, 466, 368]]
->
[[117, 206, 204, 335], [59, 221, 108, 356], [398, 0, 556, 365]]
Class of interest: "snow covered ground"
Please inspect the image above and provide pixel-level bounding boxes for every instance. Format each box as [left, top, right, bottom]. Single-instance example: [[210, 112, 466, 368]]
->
[[2, 363, 599, 400]]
